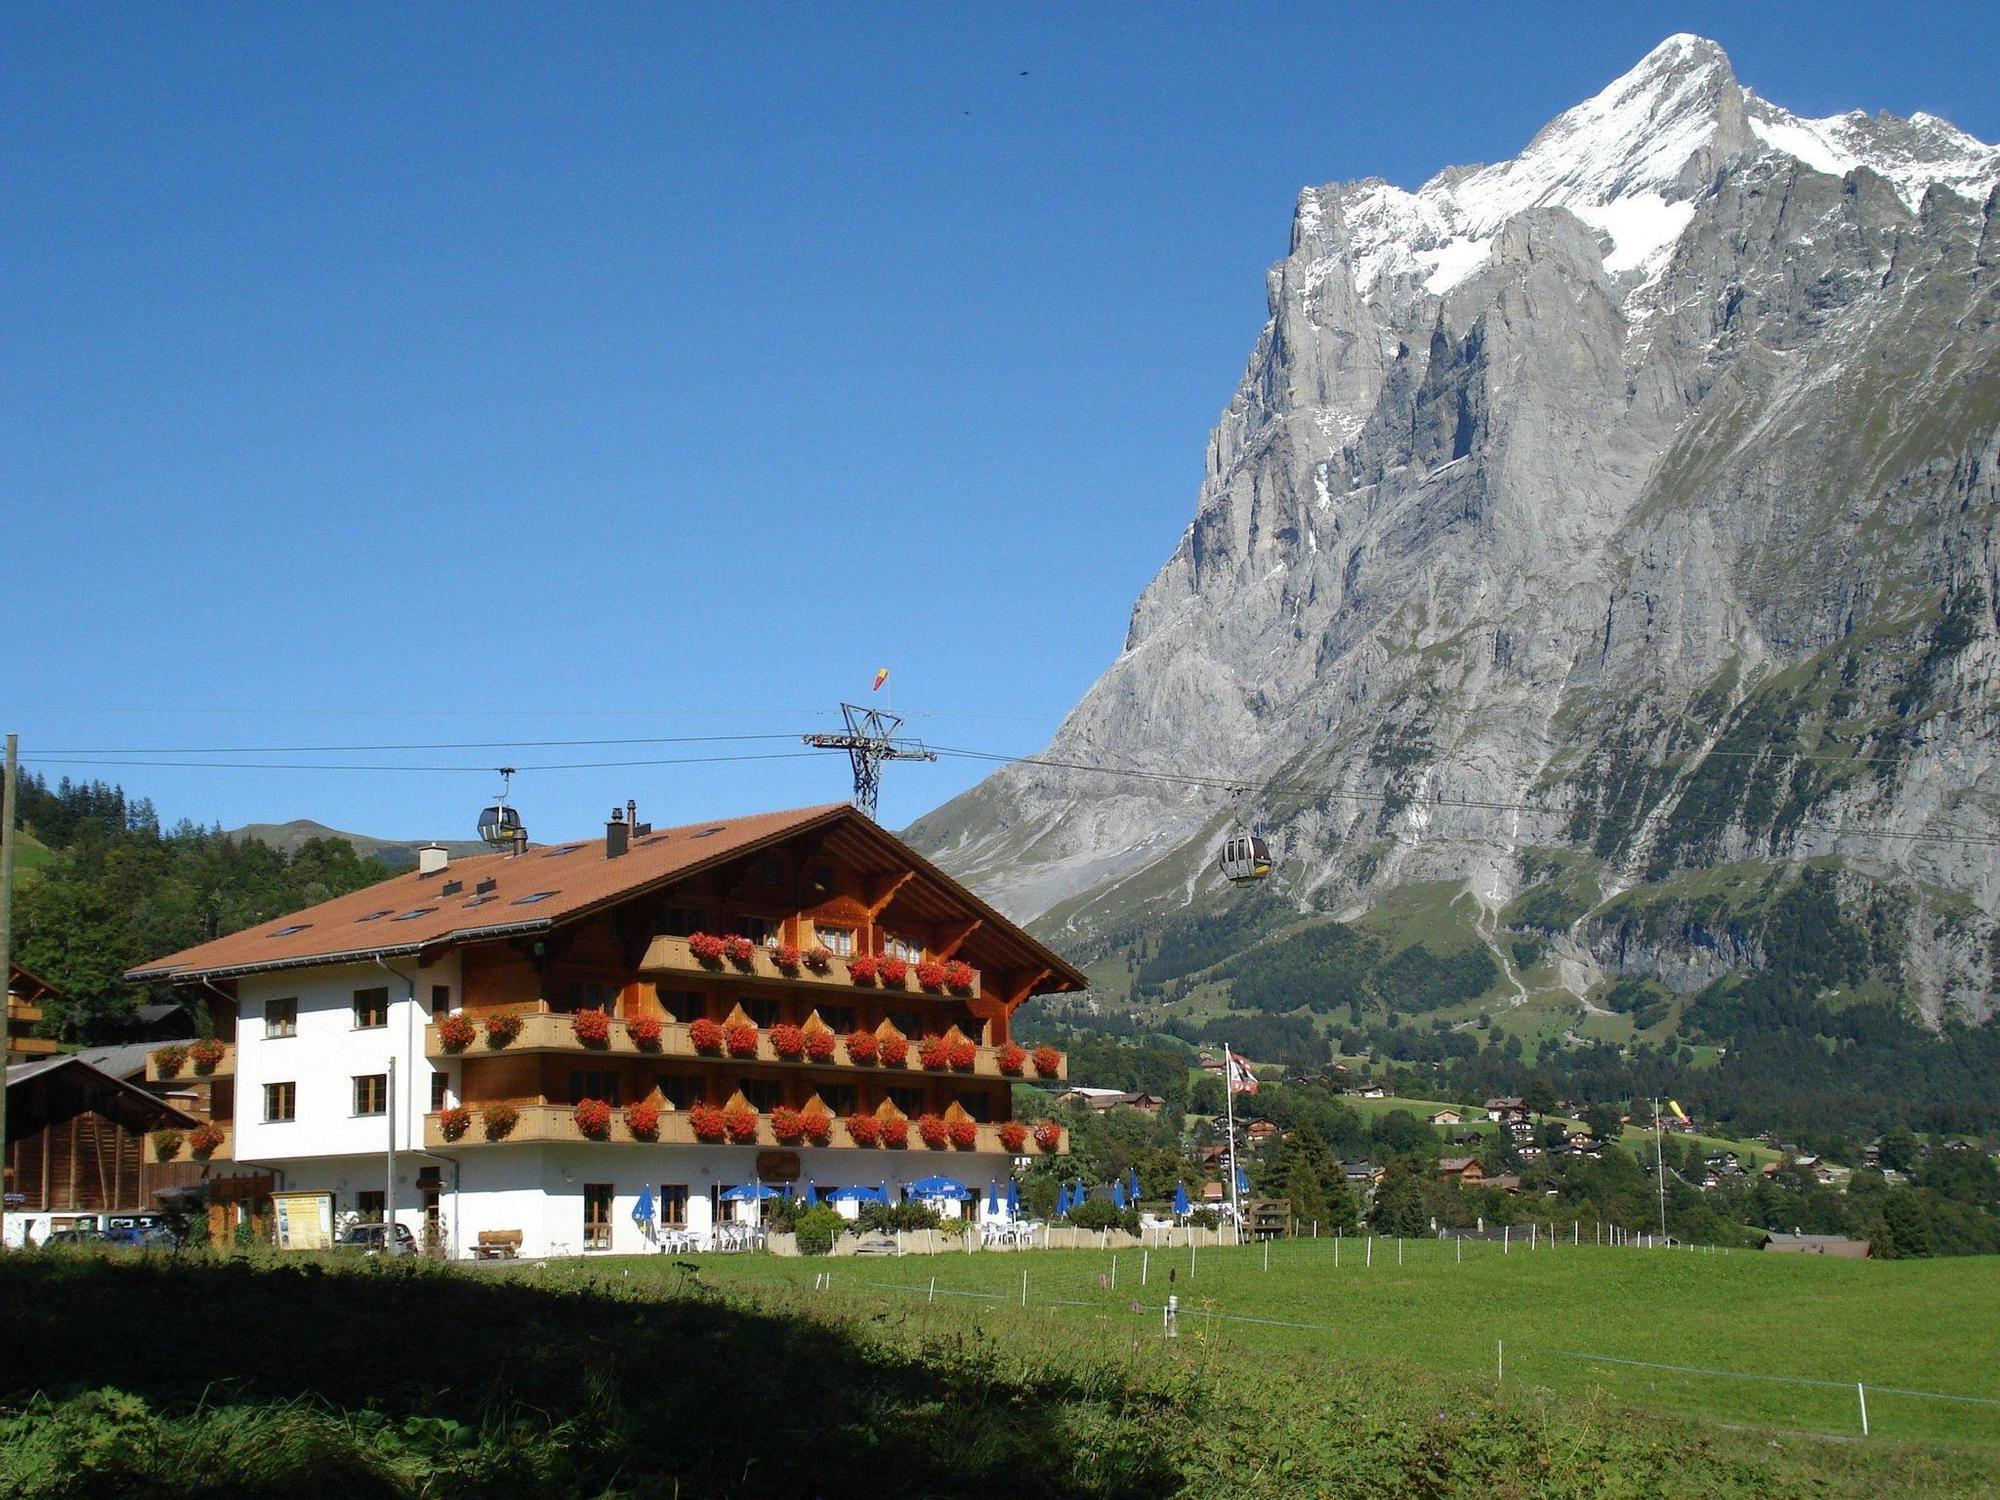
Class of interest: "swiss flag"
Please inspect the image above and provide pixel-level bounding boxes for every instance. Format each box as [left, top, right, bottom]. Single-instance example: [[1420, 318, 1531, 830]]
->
[[1226, 1050, 1259, 1095]]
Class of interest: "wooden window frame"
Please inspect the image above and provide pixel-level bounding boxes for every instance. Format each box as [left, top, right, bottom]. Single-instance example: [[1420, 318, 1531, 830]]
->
[[264, 1081, 296, 1123], [352, 986, 390, 1030], [353, 1073, 388, 1116], [264, 997, 298, 1039]]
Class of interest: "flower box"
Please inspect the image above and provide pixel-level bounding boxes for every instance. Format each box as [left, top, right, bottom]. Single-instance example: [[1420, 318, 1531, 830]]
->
[[437, 1013, 477, 1052], [690, 1103, 727, 1142], [773, 943, 802, 974], [847, 954, 879, 985], [625, 1101, 661, 1141], [998, 1121, 1028, 1153], [190, 1123, 227, 1161], [723, 1105, 759, 1143], [996, 1044, 1027, 1077], [917, 1037, 951, 1071], [915, 961, 947, 992], [688, 931, 727, 965], [804, 1029, 837, 1062], [689, 1017, 725, 1054], [844, 1029, 879, 1064], [1032, 1120, 1062, 1152], [879, 956, 909, 986], [439, 1105, 472, 1142], [803, 1111, 833, 1145], [483, 1103, 520, 1140], [572, 1008, 612, 1046], [151, 1044, 188, 1080], [948, 1039, 978, 1071], [1032, 1045, 1062, 1078], [484, 1014, 523, 1048], [947, 1119, 978, 1149], [879, 1116, 910, 1148], [153, 1128, 184, 1160], [845, 1114, 881, 1146], [879, 1032, 910, 1067], [770, 1023, 805, 1060], [190, 1039, 227, 1076], [943, 959, 975, 994], [574, 1098, 613, 1139], [628, 1013, 664, 1050], [804, 944, 834, 973], [724, 1021, 760, 1058], [915, 1113, 949, 1149], [723, 934, 757, 967], [771, 1106, 807, 1143]]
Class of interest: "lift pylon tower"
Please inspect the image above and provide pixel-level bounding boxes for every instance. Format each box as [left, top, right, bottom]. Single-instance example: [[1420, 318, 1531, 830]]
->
[[804, 704, 937, 821]]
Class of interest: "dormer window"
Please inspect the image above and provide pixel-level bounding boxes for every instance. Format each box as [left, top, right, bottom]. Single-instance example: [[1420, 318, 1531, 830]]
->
[[883, 935, 923, 963], [816, 926, 855, 958]]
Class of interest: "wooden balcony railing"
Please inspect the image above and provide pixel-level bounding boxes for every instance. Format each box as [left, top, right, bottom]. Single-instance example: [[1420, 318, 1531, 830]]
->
[[640, 935, 982, 1000], [146, 1121, 233, 1164], [426, 1012, 1065, 1082], [146, 1041, 236, 1084], [424, 1106, 1063, 1156]]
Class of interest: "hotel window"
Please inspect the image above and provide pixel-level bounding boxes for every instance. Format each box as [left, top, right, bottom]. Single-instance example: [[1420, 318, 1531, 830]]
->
[[658, 1185, 689, 1228], [562, 981, 616, 1012], [889, 1087, 927, 1117], [737, 1078, 782, 1112], [264, 997, 297, 1039], [883, 934, 923, 962], [569, 1069, 620, 1104], [656, 990, 701, 1023], [656, 1073, 699, 1110], [890, 1011, 924, 1039], [429, 984, 450, 1018], [353, 1074, 388, 1115], [430, 1070, 450, 1111], [583, 1184, 613, 1251], [742, 997, 780, 1027], [657, 906, 701, 938], [739, 915, 780, 945], [356, 1190, 385, 1223], [817, 1004, 856, 1034], [816, 925, 855, 958], [264, 1081, 296, 1122], [821, 1082, 858, 1117], [352, 987, 389, 1029], [954, 1091, 990, 1123]]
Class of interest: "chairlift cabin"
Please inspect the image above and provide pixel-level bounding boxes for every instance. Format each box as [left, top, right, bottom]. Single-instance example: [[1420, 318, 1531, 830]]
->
[[1219, 832, 1272, 885], [477, 804, 523, 848]]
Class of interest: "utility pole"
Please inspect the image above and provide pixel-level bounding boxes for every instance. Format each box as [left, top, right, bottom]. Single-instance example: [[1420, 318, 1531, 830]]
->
[[803, 704, 936, 821], [0, 734, 16, 1247], [386, 1056, 397, 1251], [1654, 1096, 1667, 1241], [1223, 1041, 1243, 1244]]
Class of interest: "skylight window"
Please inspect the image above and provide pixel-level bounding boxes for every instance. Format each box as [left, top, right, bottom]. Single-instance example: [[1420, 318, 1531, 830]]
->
[[392, 908, 437, 922], [512, 891, 558, 905], [270, 923, 312, 938], [542, 844, 583, 857], [463, 895, 495, 908], [356, 910, 394, 923], [691, 826, 726, 839]]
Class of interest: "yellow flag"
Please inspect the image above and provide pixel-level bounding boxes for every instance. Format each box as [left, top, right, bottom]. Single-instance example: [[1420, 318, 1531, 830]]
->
[[1667, 1099, 1688, 1123]]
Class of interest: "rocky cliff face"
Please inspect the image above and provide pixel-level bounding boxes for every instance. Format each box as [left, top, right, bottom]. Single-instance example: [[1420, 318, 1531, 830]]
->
[[911, 36, 2000, 1024]]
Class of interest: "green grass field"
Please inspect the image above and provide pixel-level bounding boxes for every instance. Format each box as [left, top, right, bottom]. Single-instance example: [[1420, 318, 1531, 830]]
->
[[559, 1239, 2000, 1451]]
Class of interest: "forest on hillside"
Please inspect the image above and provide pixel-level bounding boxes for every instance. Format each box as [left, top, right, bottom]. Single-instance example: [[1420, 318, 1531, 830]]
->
[[5, 773, 394, 1039]]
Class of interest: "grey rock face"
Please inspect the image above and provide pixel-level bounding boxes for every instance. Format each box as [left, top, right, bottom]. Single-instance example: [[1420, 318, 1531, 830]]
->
[[909, 36, 2000, 1022]]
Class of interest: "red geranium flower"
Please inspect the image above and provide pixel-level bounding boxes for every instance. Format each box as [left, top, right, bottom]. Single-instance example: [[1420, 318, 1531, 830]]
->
[[437, 1013, 477, 1052], [846, 1114, 881, 1146], [771, 1105, 807, 1143], [878, 956, 909, 986], [804, 944, 834, 972], [723, 934, 756, 967], [1033, 1120, 1062, 1152], [724, 1021, 760, 1058], [770, 1023, 805, 1059], [918, 1036, 951, 1071], [624, 1101, 661, 1141], [438, 1105, 472, 1142], [483, 1102, 520, 1140], [947, 1119, 978, 1149], [879, 1031, 910, 1067], [773, 943, 802, 973], [153, 1129, 184, 1160], [847, 954, 879, 984], [723, 1104, 759, 1143], [998, 1121, 1028, 1153], [574, 1098, 613, 1139], [879, 1116, 910, 1148], [916, 1113, 949, 1149], [996, 1043, 1027, 1077], [1032, 1045, 1062, 1078], [151, 1044, 188, 1079], [915, 961, 947, 991], [189, 1123, 226, 1160], [628, 1013, 664, 1049], [948, 1039, 978, 1071], [484, 1014, 523, 1047], [688, 931, 726, 964], [572, 1008, 612, 1046], [803, 1110, 833, 1145], [943, 959, 976, 993], [689, 1017, 725, 1054], [190, 1038, 227, 1075], [689, 1103, 727, 1141], [804, 1028, 837, 1062], [845, 1029, 879, 1064]]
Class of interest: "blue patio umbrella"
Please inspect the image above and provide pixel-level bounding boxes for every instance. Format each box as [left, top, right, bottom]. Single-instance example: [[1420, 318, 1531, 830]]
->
[[1112, 1180, 1126, 1209], [721, 1183, 781, 1202], [1007, 1178, 1019, 1218], [987, 1181, 1000, 1215], [1236, 1167, 1250, 1196], [804, 1182, 819, 1207], [907, 1174, 972, 1200], [1129, 1168, 1143, 1202], [829, 1185, 887, 1204], [632, 1185, 655, 1225], [1056, 1184, 1070, 1216], [1173, 1182, 1190, 1216]]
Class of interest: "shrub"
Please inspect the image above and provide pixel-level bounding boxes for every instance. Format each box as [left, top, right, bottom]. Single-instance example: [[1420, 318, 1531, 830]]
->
[[689, 1017, 725, 1054], [947, 1039, 977, 1071], [484, 1014, 523, 1047], [846, 1114, 881, 1146], [482, 1103, 519, 1140], [624, 1101, 661, 1141], [947, 1119, 978, 1149], [688, 931, 726, 964], [627, 1013, 664, 1049], [1033, 1120, 1062, 1152], [690, 1103, 727, 1142], [879, 1030, 909, 1067], [880, 1116, 910, 1148], [857, 1200, 942, 1233], [915, 961, 946, 991], [802, 1110, 833, 1145], [438, 1105, 472, 1142], [772, 943, 801, 973], [793, 1203, 845, 1255], [804, 1028, 837, 1062], [723, 1105, 759, 1143], [845, 1029, 879, 1064], [998, 1121, 1028, 1152], [771, 1106, 807, 1143], [1188, 1207, 1222, 1230], [573, 1098, 613, 1139], [1070, 1199, 1139, 1235], [918, 1037, 951, 1071], [436, 1013, 476, 1052], [916, 1113, 949, 1149], [189, 1123, 226, 1161], [152, 1129, 184, 1160], [723, 934, 756, 967], [189, 1039, 226, 1075], [572, 1008, 612, 1046], [1032, 1045, 1062, 1078], [769, 1023, 805, 1059], [943, 959, 976, 993], [878, 956, 909, 986], [847, 954, 879, 984], [151, 1044, 188, 1079], [724, 1021, 760, 1058], [996, 1043, 1027, 1076]]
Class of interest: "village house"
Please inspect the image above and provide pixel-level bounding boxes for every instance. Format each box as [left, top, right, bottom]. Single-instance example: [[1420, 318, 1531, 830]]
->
[[125, 803, 1082, 1258], [1428, 1108, 1462, 1126], [1244, 1119, 1281, 1145], [1484, 1097, 1527, 1122], [1052, 1087, 1165, 1115], [1437, 1156, 1484, 1184], [1353, 1083, 1387, 1100], [5, 965, 65, 1065]]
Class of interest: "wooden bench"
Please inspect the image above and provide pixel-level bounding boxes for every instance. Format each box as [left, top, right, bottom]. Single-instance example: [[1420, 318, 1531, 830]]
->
[[473, 1229, 523, 1260]]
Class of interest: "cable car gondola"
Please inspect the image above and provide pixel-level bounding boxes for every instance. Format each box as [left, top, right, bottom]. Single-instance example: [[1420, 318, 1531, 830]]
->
[[478, 767, 524, 849], [1219, 831, 1272, 885]]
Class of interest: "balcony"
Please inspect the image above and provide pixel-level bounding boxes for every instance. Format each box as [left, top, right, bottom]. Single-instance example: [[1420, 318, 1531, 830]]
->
[[146, 1121, 233, 1164], [146, 1041, 236, 1084], [4, 998, 58, 1057], [424, 1106, 1062, 1156], [641, 935, 981, 1000], [426, 1012, 1065, 1082]]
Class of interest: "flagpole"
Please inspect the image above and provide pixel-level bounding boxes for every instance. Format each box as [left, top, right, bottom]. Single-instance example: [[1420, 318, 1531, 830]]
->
[[1223, 1043, 1243, 1245], [1654, 1097, 1667, 1240]]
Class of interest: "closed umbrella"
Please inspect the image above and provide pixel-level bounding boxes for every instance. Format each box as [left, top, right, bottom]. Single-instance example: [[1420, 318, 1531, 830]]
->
[[804, 1182, 819, 1208], [1129, 1168, 1142, 1202], [1112, 1180, 1126, 1209], [1057, 1184, 1071, 1216], [1007, 1178, 1019, 1219], [632, 1186, 655, 1232], [1236, 1166, 1250, 1196], [1173, 1182, 1190, 1217], [987, 1181, 1000, 1216]]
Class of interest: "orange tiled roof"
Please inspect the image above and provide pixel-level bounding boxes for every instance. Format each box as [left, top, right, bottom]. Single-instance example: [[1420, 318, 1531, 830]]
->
[[125, 802, 1086, 991]]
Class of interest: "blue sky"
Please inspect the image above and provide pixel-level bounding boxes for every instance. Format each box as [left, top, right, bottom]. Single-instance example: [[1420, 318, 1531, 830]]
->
[[5, 3, 1994, 843]]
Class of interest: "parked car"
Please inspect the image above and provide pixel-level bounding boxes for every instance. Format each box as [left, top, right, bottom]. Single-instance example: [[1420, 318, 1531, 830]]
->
[[333, 1222, 419, 1256], [42, 1228, 105, 1247], [104, 1223, 176, 1250]]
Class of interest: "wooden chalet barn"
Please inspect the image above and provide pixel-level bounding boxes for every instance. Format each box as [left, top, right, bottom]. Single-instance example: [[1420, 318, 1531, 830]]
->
[[4, 1055, 209, 1239]]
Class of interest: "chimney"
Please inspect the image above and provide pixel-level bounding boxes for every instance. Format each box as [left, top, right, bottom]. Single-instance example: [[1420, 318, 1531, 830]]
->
[[606, 806, 629, 859], [510, 830, 528, 857], [418, 844, 448, 876], [626, 799, 638, 835]]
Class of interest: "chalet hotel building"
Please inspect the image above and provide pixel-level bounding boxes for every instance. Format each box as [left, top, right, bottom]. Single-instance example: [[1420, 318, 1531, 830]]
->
[[128, 803, 1078, 1256]]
